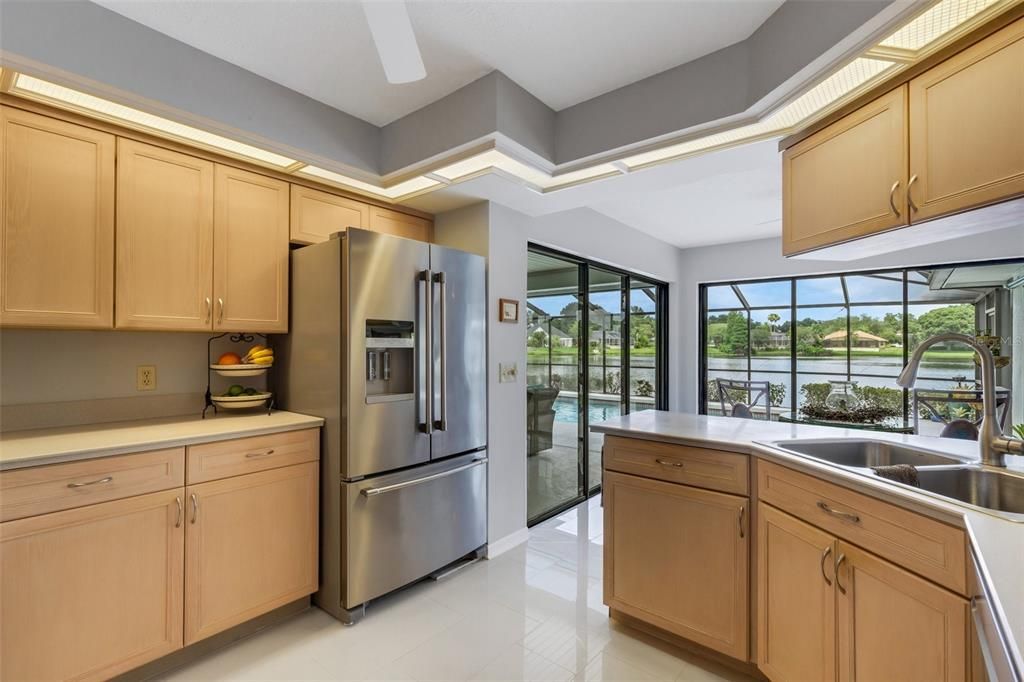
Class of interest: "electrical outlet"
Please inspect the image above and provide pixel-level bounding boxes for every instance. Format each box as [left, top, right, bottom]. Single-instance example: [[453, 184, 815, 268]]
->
[[137, 365, 156, 391]]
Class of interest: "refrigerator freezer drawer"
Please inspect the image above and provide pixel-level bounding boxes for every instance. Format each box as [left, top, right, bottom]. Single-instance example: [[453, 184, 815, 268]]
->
[[342, 452, 487, 608]]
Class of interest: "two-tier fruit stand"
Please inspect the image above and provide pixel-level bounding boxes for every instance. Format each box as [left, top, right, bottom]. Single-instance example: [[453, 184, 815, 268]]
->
[[203, 332, 274, 418]]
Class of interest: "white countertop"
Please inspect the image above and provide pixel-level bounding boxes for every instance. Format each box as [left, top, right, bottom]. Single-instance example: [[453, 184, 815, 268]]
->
[[592, 411, 1024, 675], [0, 411, 324, 470]]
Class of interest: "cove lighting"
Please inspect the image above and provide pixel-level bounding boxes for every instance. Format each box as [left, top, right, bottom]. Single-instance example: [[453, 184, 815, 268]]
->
[[432, 150, 621, 191], [880, 0, 1005, 52], [9, 74, 298, 168], [296, 165, 441, 200]]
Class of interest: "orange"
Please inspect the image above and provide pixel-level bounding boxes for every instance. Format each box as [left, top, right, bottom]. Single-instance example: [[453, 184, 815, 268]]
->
[[217, 352, 242, 365]]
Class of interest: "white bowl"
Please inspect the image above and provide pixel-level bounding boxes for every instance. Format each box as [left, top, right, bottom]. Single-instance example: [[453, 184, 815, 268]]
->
[[210, 363, 271, 377], [211, 392, 272, 409]]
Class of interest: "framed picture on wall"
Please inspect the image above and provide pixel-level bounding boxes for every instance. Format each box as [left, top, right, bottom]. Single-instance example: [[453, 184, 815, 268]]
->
[[498, 298, 520, 323]]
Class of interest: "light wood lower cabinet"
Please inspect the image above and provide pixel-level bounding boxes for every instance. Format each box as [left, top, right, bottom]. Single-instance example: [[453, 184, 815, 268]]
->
[[604, 470, 749, 660], [0, 107, 115, 328], [0, 489, 184, 681], [757, 503, 836, 682], [836, 541, 968, 682], [185, 461, 318, 644], [757, 503, 967, 682]]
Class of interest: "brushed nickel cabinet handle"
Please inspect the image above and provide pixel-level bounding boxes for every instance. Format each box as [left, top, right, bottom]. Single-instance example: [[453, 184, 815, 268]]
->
[[190, 493, 199, 525], [835, 552, 848, 594], [67, 476, 113, 489], [655, 458, 683, 468], [245, 449, 275, 458], [175, 496, 182, 528], [821, 546, 833, 586], [738, 505, 745, 539], [888, 180, 901, 217], [217, 298, 225, 323], [817, 500, 860, 524], [205, 297, 212, 323], [908, 174, 919, 212]]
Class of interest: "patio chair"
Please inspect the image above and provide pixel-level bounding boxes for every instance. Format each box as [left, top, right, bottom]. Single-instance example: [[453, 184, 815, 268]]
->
[[912, 387, 1011, 439], [715, 378, 772, 421]]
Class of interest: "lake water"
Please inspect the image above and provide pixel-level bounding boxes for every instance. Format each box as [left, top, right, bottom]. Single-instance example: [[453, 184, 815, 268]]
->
[[708, 355, 976, 406]]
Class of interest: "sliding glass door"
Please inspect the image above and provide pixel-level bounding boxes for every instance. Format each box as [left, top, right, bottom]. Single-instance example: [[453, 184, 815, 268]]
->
[[527, 245, 668, 525]]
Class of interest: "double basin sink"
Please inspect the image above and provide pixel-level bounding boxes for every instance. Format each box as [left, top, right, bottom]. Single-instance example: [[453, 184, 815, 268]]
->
[[769, 439, 1024, 521]]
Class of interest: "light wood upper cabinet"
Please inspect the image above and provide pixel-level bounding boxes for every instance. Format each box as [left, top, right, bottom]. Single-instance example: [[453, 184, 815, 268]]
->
[[908, 18, 1024, 221], [757, 503, 837, 682], [0, 107, 115, 328], [185, 461, 318, 644], [836, 541, 967, 682], [783, 86, 909, 256], [213, 165, 289, 332], [368, 205, 433, 242], [116, 139, 214, 330], [290, 184, 369, 244], [0, 489, 184, 681], [604, 470, 749, 660]]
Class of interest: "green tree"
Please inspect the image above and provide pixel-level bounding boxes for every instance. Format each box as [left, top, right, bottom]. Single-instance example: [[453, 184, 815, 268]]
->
[[767, 313, 780, 331], [720, 312, 748, 355], [908, 304, 975, 347], [528, 329, 547, 348], [630, 307, 656, 348]]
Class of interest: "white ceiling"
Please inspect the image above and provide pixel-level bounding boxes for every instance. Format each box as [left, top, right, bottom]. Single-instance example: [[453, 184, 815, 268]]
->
[[91, 0, 785, 126]]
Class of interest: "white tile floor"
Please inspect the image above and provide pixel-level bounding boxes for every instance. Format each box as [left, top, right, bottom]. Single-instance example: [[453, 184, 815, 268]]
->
[[161, 497, 753, 682]]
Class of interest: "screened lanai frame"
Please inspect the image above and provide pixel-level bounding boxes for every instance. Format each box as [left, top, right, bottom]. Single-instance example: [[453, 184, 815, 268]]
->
[[698, 257, 1023, 425]]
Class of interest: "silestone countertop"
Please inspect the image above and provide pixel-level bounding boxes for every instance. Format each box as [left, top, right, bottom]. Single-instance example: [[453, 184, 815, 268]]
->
[[0, 411, 324, 471], [593, 411, 1024, 677]]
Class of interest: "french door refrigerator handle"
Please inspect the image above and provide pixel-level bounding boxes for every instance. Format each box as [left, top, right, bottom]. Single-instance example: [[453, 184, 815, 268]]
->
[[419, 269, 433, 434], [433, 271, 448, 431], [361, 457, 486, 496]]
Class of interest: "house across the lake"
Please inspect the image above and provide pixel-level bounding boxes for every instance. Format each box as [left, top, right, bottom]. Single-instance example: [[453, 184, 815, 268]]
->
[[822, 330, 889, 349]]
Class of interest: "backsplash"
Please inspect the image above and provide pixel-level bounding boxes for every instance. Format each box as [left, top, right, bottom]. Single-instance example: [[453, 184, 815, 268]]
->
[[0, 329, 209, 431]]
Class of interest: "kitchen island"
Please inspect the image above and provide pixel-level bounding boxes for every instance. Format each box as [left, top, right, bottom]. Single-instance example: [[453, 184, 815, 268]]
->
[[593, 411, 1023, 682]]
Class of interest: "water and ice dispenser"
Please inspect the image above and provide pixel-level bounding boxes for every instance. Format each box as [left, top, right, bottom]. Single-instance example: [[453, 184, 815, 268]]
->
[[365, 320, 414, 403]]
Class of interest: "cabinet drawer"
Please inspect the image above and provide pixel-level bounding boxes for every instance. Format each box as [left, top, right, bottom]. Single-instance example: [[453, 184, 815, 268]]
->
[[187, 428, 319, 484], [758, 460, 966, 594], [0, 448, 185, 522], [604, 436, 748, 495]]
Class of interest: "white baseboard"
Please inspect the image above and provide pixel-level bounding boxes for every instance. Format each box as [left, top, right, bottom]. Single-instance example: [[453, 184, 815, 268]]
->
[[486, 527, 530, 558]]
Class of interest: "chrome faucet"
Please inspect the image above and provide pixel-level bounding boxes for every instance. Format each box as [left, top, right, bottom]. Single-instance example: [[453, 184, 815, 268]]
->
[[897, 333, 1023, 467]]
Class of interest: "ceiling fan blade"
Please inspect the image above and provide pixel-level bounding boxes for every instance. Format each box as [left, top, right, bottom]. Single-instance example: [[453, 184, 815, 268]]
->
[[362, 1, 426, 84]]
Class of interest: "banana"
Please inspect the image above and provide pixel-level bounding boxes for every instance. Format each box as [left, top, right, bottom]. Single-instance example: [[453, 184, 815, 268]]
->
[[251, 356, 274, 366], [243, 347, 274, 363]]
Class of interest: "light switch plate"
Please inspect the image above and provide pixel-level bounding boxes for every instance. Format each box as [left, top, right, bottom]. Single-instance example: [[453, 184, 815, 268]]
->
[[499, 362, 518, 383], [136, 365, 156, 391]]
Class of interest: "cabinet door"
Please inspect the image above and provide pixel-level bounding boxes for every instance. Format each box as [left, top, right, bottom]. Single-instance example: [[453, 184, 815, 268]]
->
[[116, 139, 214, 330], [909, 18, 1024, 221], [604, 470, 749, 660], [0, 107, 114, 328], [213, 165, 289, 332], [757, 503, 837, 682], [836, 542, 967, 682], [185, 461, 318, 644], [0, 489, 184, 681], [782, 86, 908, 256], [368, 205, 433, 242], [290, 184, 368, 244]]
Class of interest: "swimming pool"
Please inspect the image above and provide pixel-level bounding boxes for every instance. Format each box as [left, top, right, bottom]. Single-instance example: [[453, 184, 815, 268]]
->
[[553, 397, 622, 424]]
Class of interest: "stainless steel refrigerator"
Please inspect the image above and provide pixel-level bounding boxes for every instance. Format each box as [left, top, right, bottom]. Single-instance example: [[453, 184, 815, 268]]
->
[[277, 228, 487, 623]]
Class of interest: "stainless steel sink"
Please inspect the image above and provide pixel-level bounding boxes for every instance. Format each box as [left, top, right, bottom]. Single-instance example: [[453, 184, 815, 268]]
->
[[916, 468, 1024, 516], [773, 439, 965, 468]]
